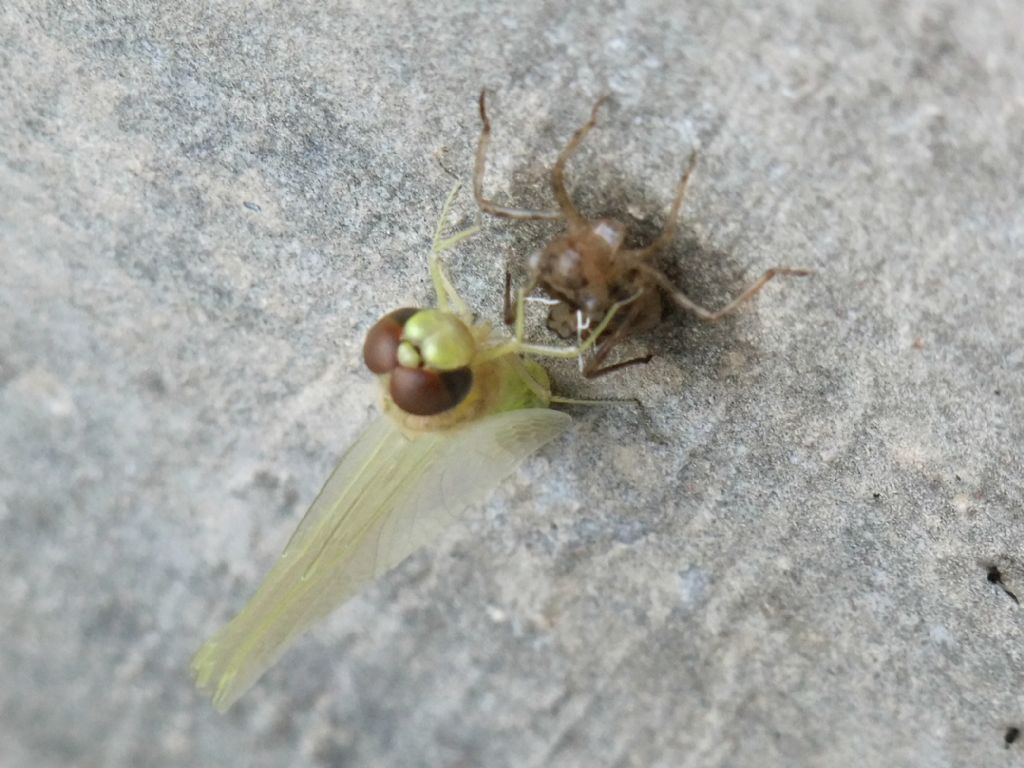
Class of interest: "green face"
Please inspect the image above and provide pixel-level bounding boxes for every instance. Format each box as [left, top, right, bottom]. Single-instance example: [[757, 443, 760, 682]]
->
[[400, 309, 476, 371]]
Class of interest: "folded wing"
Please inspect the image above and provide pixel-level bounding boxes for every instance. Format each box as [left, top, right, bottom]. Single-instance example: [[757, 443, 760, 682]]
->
[[192, 408, 570, 710]]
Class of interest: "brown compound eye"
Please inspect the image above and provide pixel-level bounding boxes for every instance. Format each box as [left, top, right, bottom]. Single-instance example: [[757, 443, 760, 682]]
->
[[363, 307, 419, 374], [389, 365, 473, 416]]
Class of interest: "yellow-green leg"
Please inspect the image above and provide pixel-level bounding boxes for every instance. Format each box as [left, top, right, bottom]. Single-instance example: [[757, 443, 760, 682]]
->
[[479, 289, 640, 363], [429, 183, 480, 318]]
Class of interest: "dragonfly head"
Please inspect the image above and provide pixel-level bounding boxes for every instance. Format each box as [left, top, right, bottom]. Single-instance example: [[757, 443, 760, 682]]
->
[[363, 308, 476, 416]]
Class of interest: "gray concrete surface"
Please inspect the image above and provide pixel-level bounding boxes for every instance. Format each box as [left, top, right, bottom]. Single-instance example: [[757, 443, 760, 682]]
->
[[3, 1, 1023, 766]]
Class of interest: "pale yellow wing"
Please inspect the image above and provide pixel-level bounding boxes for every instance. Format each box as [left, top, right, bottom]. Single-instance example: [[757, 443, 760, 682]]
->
[[192, 408, 570, 711]]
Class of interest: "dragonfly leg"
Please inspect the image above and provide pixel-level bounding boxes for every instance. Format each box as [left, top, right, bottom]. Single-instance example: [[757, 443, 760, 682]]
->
[[429, 183, 480, 318]]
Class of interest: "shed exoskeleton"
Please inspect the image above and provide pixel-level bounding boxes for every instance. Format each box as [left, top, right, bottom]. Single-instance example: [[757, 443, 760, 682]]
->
[[474, 91, 812, 378]]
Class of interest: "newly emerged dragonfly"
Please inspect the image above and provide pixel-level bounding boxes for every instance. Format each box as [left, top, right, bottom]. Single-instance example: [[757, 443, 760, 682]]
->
[[192, 186, 634, 711]]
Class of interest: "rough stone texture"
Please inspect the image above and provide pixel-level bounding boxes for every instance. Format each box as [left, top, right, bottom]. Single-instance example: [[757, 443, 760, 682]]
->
[[2, 1, 1023, 766]]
